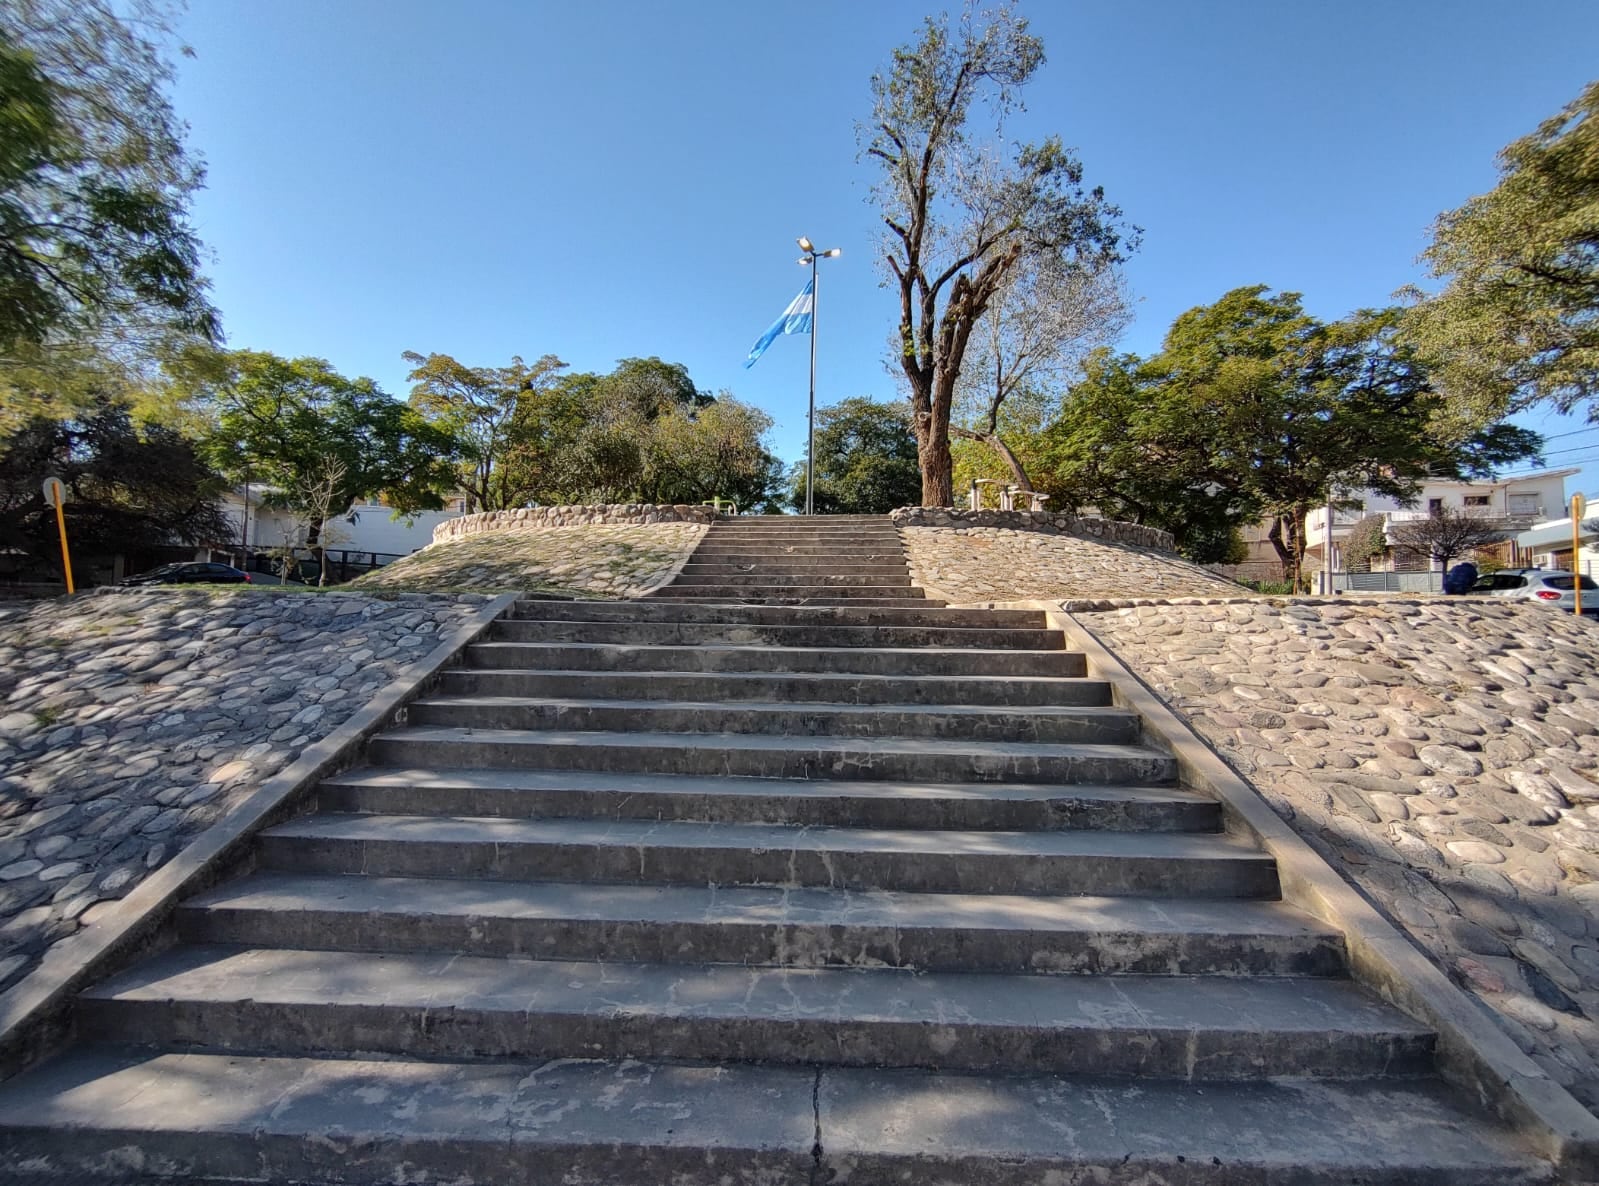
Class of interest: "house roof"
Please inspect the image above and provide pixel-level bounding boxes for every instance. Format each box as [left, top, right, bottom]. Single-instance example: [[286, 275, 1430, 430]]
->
[[1517, 519, 1595, 549]]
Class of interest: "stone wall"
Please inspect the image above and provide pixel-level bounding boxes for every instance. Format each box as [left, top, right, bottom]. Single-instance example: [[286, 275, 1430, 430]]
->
[[355, 522, 707, 597], [1083, 597, 1599, 1111], [900, 525, 1240, 603], [890, 507, 1175, 552], [434, 504, 717, 542], [0, 588, 489, 994]]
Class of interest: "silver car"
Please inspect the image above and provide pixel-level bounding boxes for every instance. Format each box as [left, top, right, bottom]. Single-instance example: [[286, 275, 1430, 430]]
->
[[1478, 568, 1599, 616]]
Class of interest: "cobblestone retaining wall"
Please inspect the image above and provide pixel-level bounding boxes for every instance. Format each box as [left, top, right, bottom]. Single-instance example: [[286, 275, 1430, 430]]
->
[[434, 504, 717, 541], [1084, 597, 1599, 1112], [901, 525, 1240, 603], [355, 523, 707, 596], [0, 588, 487, 993], [890, 507, 1175, 551]]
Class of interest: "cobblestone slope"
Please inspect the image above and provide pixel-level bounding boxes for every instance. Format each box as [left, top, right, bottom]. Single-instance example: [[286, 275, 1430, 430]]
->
[[903, 525, 1240, 602], [0, 588, 486, 993], [1084, 597, 1599, 1111], [351, 522, 706, 596]]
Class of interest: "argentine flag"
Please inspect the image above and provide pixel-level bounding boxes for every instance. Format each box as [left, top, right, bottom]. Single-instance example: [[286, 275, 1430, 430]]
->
[[744, 278, 814, 368]]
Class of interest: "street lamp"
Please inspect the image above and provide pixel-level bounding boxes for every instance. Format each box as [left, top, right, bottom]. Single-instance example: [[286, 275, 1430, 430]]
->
[[797, 236, 841, 516]]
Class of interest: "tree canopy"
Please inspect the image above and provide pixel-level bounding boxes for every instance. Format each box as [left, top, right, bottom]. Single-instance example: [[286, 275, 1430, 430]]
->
[[0, 395, 229, 564], [0, 0, 215, 432], [790, 397, 923, 515], [866, 2, 1135, 506], [1401, 80, 1599, 426], [201, 351, 462, 544], [499, 357, 782, 509], [1037, 288, 1543, 576], [404, 349, 568, 512]]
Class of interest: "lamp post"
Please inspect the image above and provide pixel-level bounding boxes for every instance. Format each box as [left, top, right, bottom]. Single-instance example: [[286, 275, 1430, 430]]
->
[[797, 236, 840, 516]]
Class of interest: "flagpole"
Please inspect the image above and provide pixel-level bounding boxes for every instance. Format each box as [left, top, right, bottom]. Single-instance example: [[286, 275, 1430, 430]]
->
[[793, 238, 840, 516], [807, 253, 818, 516]]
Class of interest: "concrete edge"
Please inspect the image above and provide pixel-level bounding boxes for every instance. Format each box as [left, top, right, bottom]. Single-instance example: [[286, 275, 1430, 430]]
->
[[0, 591, 520, 1080], [1018, 600, 1599, 1181]]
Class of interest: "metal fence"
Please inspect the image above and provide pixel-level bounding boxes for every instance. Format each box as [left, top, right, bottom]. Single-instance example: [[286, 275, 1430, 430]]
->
[[1323, 570, 1445, 594]]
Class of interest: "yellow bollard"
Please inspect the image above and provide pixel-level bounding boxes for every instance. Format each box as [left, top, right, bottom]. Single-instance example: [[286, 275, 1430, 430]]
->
[[1573, 492, 1587, 617], [41, 476, 74, 595]]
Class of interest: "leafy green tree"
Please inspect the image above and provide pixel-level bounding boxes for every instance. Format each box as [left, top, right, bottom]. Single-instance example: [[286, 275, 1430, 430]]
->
[[404, 350, 567, 512], [866, 3, 1135, 506], [0, 395, 229, 564], [502, 358, 768, 507], [1039, 289, 1543, 580], [0, 1, 216, 432], [790, 397, 923, 515], [646, 397, 783, 509], [1342, 514, 1390, 572], [1401, 81, 1599, 426], [202, 351, 461, 548]]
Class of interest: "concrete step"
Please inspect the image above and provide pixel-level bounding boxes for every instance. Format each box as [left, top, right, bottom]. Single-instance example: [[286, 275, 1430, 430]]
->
[[680, 559, 909, 573], [671, 569, 908, 581], [318, 768, 1218, 831], [669, 570, 912, 587], [508, 600, 1044, 627], [0, 1050, 1544, 1186], [78, 945, 1432, 1077], [259, 813, 1262, 896], [689, 545, 909, 558], [366, 726, 1177, 785], [438, 668, 1112, 707], [698, 535, 904, 547], [466, 641, 1083, 676], [643, 594, 948, 608], [652, 584, 925, 599], [493, 618, 1056, 648], [407, 696, 1142, 744], [180, 871, 1345, 976], [318, 767, 1213, 830]]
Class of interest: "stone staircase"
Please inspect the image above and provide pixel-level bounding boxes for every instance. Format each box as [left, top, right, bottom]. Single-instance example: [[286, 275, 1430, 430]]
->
[[648, 512, 937, 606], [0, 521, 1550, 1182]]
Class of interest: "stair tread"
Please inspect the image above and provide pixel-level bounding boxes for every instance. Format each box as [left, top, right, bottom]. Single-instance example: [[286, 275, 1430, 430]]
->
[[473, 641, 1065, 657], [185, 870, 1336, 941], [413, 694, 1131, 719], [375, 724, 1165, 761], [322, 766, 1201, 804], [83, 944, 1426, 1041], [0, 1048, 1540, 1182], [449, 668, 1099, 686], [263, 811, 1263, 861]]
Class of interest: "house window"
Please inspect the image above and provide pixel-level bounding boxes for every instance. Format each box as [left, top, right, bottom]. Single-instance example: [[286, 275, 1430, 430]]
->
[[1428, 498, 1444, 516], [1464, 496, 1490, 507]]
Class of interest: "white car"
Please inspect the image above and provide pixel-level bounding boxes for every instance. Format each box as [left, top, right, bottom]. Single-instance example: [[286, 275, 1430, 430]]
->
[[1474, 568, 1598, 616]]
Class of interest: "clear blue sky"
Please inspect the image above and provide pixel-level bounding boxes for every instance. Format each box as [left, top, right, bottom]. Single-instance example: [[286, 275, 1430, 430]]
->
[[170, 0, 1599, 498]]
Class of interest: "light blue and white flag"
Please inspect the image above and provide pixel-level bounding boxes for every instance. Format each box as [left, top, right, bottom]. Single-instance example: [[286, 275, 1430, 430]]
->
[[744, 277, 814, 368]]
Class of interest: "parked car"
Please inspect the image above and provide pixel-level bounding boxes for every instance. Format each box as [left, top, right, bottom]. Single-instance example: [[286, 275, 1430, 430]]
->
[[1472, 568, 1597, 615], [119, 561, 252, 587]]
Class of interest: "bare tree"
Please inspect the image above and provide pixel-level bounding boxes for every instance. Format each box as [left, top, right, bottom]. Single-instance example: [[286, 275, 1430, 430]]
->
[[865, 3, 1134, 506], [1387, 506, 1510, 573], [951, 251, 1131, 490], [288, 455, 351, 587]]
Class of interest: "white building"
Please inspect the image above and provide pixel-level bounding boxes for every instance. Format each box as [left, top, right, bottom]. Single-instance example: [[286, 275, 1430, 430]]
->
[[1515, 510, 1599, 577], [1302, 469, 1576, 573], [219, 488, 469, 560]]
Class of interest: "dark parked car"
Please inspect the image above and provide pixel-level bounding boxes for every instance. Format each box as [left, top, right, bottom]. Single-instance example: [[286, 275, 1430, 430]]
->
[[119, 561, 253, 587]]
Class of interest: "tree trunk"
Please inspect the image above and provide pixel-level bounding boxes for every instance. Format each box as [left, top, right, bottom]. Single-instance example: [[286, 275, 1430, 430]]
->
[[951, 426, 1034, 491], [1266, 517, 1294, 581]]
